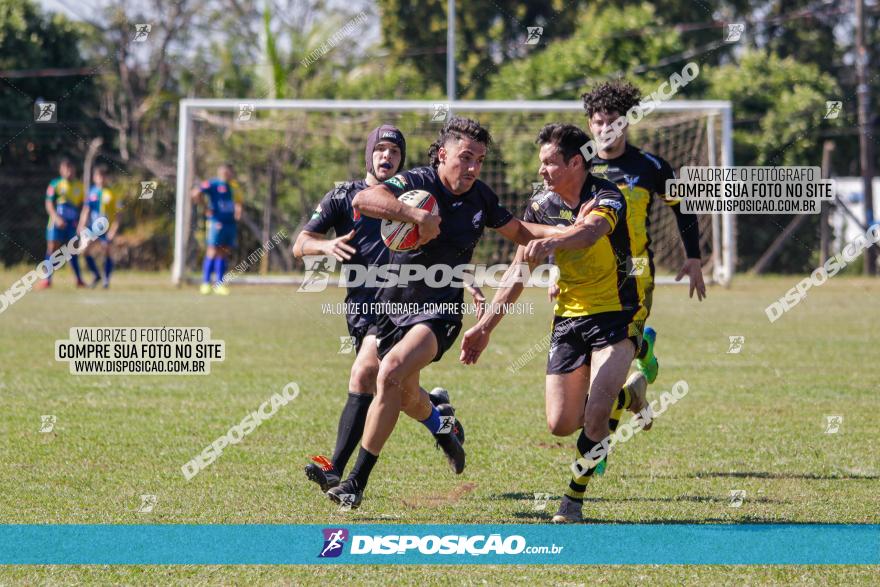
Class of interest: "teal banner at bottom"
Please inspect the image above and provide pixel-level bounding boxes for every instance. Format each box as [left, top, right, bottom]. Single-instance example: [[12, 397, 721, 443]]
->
[[1, 524, 877, 565]]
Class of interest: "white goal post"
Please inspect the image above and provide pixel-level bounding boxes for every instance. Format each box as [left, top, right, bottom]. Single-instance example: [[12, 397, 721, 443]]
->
[[173, 99, 735, 286]]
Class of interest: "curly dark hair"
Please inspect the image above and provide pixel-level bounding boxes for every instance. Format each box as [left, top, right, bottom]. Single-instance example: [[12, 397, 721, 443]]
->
[[428, 116, 493, 168], [582, 80, 642, 118]]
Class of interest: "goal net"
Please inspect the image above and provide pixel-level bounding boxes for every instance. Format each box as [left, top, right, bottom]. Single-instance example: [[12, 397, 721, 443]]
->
[[173, 100, 735, 286]]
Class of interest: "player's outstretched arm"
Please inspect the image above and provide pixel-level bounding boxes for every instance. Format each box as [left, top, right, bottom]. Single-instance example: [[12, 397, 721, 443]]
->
[[493, 217, 562, 246], [76, 206, 89, 234], [675, 258, 707, 300], [669, 203, 706, 300], [352, 185, 440, 245], [460, 246, 531, 365], [523, 214, 611, 264], [189, 186, 203, 205], [292, 229, 356, 262]]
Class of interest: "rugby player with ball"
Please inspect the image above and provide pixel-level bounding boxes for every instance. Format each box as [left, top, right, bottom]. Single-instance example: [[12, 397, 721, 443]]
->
[[293, 125, 474, 497], [326, 117, 567, 508]]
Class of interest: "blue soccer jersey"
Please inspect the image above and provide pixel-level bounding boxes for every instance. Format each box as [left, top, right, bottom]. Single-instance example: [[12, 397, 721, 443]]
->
[[199, 178, 241, 223]]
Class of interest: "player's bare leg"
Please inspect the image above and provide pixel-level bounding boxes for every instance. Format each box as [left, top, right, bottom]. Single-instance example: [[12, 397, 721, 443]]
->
[[544, 365, 590, 437], [362, 324, 437, 453], [553, 339, 635, 523], [307, 331, 465, 494], [329, 325, 464, 508], [327, 325, 434, 508], [583, 339, 636, 441], [36, 240, 60, 289]]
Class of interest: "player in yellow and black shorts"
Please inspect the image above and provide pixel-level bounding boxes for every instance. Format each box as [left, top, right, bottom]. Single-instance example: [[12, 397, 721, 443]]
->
[[460, 124, 651, 523]]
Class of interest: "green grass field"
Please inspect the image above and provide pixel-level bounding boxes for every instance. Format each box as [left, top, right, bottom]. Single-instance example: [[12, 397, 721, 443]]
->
[[1, 270, 877, 585]]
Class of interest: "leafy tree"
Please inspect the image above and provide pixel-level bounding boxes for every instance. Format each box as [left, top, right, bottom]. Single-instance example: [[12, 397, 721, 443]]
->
[[376, 0, 577, 98], [705, 49, 840, 272], [486, 3, 687, 100], [0, 0, 100, 265]]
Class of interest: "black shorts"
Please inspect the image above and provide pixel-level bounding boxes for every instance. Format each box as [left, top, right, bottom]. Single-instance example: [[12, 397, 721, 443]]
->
[[546, 311, 642, 375], [347, 320, 379, 354], [375, 314, 462, 363]]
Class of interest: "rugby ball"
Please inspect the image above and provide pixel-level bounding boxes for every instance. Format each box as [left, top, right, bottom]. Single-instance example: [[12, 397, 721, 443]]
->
[[380, 190, 439, 251]]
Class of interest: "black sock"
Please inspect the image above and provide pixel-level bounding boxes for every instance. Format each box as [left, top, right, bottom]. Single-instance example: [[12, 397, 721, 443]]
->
[[331, 392, 373, 474], [637, 339, 649, 360], [348, 446, 379, 491]]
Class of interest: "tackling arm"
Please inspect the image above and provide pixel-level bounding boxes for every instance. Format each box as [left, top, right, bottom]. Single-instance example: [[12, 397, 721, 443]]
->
[[522, 214, 611, 264], [494, 217, 564, 246], [460, 246, 536, 365]]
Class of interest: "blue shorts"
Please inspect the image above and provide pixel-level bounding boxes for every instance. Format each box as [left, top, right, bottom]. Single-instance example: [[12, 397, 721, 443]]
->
[[87, 216, 112, 243], [47, 222, 76, 243], [206, 220, 236, 247]]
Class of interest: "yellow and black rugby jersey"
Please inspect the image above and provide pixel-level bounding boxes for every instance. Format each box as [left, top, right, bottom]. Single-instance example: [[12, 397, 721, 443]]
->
[[523, 175, 639, 317], [591, 144, 677, 274], [591, 144, 700, 310]]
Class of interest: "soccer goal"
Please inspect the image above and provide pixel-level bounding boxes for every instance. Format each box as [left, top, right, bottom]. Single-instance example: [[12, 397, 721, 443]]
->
[[173, 99, 735, 286]]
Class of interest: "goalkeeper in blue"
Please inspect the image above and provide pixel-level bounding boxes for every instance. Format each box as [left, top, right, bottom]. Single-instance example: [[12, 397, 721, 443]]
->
[[191, 164, 243, 295]]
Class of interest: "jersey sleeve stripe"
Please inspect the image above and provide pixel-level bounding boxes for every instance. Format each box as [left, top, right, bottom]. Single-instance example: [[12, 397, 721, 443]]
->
[[590, 209, 618, 231]]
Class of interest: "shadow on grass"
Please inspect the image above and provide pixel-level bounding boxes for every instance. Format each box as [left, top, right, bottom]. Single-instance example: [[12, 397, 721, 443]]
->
[[628, 471, 880, 480], [510, 511, 740, 523], [495, 492, 784, 504]]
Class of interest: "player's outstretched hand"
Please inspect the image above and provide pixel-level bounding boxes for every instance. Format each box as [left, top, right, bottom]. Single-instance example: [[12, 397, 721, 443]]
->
[[325, 230, 357, 262], [467, 285, 486, 321], [460, 325, 490, 365], [675, 258, 707, 300], [547, 282, 559, 302], [54, 217, 66, 228], [416, 214, 441, 247], [524, 237, 557, 264]]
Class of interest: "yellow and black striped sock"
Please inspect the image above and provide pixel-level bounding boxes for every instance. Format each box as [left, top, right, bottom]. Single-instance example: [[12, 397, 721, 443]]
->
[[564, 430, 604, 503], [609, 386, 629, 432]]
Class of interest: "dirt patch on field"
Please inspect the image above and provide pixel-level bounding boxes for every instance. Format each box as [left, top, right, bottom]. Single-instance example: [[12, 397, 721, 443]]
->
[[537, 441, 572, 449], [401, 482, 477, 509]]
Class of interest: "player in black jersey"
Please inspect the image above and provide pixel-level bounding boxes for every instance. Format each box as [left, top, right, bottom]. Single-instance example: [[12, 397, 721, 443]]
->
[[583, 79, 705, 307], [326, 117, 567, 508], [294, 126, 472, 496], [577, 80, 706, 440]]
